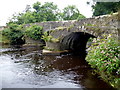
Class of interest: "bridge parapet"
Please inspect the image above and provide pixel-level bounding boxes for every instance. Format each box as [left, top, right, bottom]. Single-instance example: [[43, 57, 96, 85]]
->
[[25, 12, 118, 38], [24, 13, 119, 51]]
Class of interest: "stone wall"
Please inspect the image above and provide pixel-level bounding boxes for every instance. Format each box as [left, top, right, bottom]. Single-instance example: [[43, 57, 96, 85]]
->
[[25, 13, 119, 39], [24, 13, 119, 48]]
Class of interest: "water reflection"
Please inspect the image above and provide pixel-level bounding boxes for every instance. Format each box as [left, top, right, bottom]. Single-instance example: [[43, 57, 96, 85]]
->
[[0, 45, 113, 88]]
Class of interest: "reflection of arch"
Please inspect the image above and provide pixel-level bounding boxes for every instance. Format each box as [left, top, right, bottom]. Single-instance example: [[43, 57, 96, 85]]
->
[[60, 32, 96, 55]]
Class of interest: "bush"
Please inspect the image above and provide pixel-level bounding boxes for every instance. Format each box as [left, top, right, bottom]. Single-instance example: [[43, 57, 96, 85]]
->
[[41, 31, 52, 42], [2, 24, 25, 45], [86, 34, 120, 88], [25, 25, 43, 40], [42, 31, 60, 43]]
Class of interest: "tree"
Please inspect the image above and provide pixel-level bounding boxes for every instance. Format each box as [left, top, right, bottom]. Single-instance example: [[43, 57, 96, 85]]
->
[[25, 5, 31, 12], [7, 6, 35, 25], [7, 1, 86, 25], [9, 11, 36, 25], [62, 5, 85, 20], [33, 2, 60, 22], [92, 2, 120, 16], [41, 2, 60, 21], [2, 24, 25, 44], [33, 1, 41, 12]]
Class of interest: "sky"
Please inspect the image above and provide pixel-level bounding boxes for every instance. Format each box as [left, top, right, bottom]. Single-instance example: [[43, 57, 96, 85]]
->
[[0, 0, 93, 26]]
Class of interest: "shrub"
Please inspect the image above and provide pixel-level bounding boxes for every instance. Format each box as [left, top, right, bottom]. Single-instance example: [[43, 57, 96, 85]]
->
[[42, 31, 60, 43], [25, 25, 43, 40], [86, 34, 120, 88], [2, 24, 24, 45], [42, 31, 52, 42]]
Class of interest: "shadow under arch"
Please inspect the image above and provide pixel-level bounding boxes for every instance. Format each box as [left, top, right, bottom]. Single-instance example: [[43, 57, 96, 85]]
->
[[60, 32, 96, 56]]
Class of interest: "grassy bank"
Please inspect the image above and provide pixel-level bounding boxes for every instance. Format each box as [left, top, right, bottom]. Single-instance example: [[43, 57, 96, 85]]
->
[[86, 34, 120, 88]]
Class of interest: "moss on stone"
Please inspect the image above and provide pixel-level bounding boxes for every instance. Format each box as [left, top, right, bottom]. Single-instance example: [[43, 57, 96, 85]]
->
[[42, 31, 60, 43], [84, 23, 97, 27], [56, 27, 66, 31]]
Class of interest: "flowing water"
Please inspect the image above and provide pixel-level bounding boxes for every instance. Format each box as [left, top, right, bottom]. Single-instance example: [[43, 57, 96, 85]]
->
[[0, 45, 113, 88]]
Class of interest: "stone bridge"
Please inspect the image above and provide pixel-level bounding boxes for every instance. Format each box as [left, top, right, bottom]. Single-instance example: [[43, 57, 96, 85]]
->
[[25, 13, 119, 54]]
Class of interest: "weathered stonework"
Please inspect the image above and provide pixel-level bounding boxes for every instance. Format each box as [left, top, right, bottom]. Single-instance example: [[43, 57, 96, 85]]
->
[[25, 37, 45, 46], [25, 13, 118, 37], [24, 13, 119, 50]]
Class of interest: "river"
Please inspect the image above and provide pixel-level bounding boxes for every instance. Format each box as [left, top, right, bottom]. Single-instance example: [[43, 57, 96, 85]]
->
[[0, 45, 113, 88]]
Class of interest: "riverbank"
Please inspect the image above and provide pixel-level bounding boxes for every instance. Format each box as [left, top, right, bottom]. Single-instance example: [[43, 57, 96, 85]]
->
[[0, 45, 113, 88], [0, 32, 10, 45], [86, 34, 120, 88], [1, 30, 120, 88]]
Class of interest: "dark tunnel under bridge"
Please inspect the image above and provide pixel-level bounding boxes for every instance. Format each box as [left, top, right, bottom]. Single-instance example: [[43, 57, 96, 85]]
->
[[60, 32, 96, 55]]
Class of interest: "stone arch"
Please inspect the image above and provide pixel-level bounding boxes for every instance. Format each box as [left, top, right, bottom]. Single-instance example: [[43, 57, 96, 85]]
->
[[60, 32, 96, 55]]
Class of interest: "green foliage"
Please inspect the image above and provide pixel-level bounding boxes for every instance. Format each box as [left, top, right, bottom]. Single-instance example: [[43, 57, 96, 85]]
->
[[7, 2, 61, 25], [2, 24, 43, 44], [25, 25, 43, 40], [32, 2, 60, 22], [7, 2, 86, 25], [92, 2, 120, 16], [2, 24, 24, 45], [86, 34, 120, 88], [42, 31, 59, 43], [0, 31, 3, 43], [18, 11, 36, 24], [33, 1, 41, 12], [0, 35, 10, 44], [2, 28, 10, 36], [42, 31, 52, 42], [8, 11, 36, 25], [62, 5, 85, 20], [77, 14, 86, 20]]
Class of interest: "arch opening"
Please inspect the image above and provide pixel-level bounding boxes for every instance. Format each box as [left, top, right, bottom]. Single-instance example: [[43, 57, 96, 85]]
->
[[60, 32, 96, 55]]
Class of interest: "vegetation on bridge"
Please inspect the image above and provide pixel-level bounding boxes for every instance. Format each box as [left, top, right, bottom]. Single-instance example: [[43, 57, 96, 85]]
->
[[41, 31, 59, 43]]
